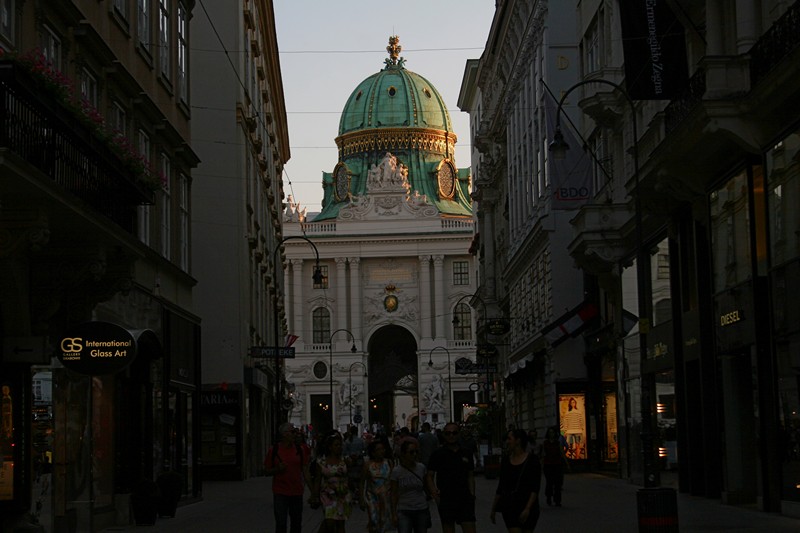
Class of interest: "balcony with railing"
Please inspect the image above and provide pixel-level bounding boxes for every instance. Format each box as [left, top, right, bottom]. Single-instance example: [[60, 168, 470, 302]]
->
[[0, 62, 154, 236]]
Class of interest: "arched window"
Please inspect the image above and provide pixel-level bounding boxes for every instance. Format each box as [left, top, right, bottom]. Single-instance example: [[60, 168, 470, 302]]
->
[[453, 303, 472, 340], [312, 307, 331, 343]]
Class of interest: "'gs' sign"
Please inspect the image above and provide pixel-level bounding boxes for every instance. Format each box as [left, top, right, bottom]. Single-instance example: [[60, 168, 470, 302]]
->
[[58, 322, 137, 375]]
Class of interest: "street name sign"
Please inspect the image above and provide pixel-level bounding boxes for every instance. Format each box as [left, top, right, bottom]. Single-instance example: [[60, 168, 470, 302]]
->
[[249, 346, 296, 359]]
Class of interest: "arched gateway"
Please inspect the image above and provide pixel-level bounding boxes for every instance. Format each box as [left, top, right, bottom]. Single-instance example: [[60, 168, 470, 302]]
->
[[367, 325, 418, 432]]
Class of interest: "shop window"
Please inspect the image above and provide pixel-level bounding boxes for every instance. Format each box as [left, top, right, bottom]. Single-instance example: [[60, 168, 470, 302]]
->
[[655, 371, 678, 471], [559, 394, 587, 460], [709, 170, 751, 292], [1, 383, 14, 500], [604, 392, 618, 462], [766, 131, 800, 266], [650, 238, 672, 327]]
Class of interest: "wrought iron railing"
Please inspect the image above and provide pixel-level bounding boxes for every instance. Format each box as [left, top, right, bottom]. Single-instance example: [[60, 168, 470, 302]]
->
[[0, 62, 153, 235], [663, 67, 706, 135], [750, 0, 800, 85]]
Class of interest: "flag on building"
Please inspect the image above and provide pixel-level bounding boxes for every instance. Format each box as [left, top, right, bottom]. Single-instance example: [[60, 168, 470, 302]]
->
[[284, 334, 299, 347], [541, 302, 599, 347]]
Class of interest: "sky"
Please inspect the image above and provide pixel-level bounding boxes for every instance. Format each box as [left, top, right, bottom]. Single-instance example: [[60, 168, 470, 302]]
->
[[273, 1, 496, 213]]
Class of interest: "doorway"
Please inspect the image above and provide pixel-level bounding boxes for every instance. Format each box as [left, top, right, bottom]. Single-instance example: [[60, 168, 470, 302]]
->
[[367, 326, 418, 432]]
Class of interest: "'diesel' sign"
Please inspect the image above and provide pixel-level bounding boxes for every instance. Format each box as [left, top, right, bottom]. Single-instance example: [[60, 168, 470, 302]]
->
[[58, 322, 137, 375]]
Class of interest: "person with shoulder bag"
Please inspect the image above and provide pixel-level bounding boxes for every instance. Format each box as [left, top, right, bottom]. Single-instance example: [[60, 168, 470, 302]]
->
[[390, 438, 431, 532], [540, 426, 569, 507], [264, 423, 312, 533], [490, 429, 541, 532]]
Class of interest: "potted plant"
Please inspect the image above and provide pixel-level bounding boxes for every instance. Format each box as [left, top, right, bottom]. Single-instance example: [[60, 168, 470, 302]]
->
[[156, 471, 183, 518], [130, 479, 160, 526]]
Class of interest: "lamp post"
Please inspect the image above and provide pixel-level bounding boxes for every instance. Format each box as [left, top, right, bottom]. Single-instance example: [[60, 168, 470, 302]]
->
[[451, 291, 506, 456], [427, 346, 452, 422], [548, 79, 662, 498], [329, 328, 357, 432], [348, 361, 367, 427], [272, 236, 324, 438]]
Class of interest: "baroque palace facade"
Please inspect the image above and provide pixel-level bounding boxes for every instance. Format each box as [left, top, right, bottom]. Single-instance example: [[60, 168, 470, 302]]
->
[[282, 38, 479, 437], [462, 0, 800, 518]]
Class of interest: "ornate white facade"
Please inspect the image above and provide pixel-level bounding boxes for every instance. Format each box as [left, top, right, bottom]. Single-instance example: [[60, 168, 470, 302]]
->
[[282, 153, 477, 433]]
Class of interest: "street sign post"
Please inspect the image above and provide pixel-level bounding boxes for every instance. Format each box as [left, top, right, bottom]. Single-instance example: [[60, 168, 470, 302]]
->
[[249, 346, 296, 359]]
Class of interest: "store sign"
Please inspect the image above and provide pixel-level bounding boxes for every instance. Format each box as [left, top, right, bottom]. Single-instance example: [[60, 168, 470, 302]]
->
[[719, 309, 744, 327], [486, 318, 511, 335], [58, 322, 136, 375]]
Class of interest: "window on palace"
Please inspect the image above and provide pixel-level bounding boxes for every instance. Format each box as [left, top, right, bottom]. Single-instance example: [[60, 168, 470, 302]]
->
[[313, 265, 329, 289], [453, 260, 469, 285], [453, 303, 472, 340], [312, 308, 331, 343]]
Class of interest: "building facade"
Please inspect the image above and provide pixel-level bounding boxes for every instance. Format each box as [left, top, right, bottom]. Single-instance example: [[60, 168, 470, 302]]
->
[[0, 0, 201, 530], [458, 0, 613, 468], [191, 0, 289, 481], [282, 38, 478, 438], [464, 0, 800, 519]]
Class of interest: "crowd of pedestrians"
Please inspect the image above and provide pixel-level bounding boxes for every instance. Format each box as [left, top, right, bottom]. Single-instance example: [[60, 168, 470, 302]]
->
[[264, 421, 567, 533]]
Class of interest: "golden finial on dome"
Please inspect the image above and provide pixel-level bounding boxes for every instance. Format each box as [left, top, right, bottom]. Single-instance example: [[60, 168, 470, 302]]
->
[[385, 35, 405, 68]]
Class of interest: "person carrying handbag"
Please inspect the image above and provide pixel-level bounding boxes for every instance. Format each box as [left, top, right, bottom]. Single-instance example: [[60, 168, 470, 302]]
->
[[490, 429, 541, 532]]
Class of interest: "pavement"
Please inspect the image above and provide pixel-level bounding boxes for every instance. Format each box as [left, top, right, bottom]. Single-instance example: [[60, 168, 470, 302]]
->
[[101, 472, 800, 532]]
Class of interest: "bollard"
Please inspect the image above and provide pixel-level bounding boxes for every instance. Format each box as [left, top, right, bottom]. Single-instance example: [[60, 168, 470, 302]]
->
[[637, 487, 679, 532]]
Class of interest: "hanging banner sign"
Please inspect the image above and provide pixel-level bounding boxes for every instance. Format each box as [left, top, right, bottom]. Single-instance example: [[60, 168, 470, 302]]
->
[[58, 322, 137, 375], [618, 0, 689, 99], [486, 318, 511, 335]]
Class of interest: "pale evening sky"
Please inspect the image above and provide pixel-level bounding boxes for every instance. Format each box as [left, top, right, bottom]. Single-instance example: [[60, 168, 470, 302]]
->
[[273, 1, 496, 213]]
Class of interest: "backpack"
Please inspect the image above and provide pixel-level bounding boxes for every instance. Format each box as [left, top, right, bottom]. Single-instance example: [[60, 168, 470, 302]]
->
[[270, 442, 304, 468]]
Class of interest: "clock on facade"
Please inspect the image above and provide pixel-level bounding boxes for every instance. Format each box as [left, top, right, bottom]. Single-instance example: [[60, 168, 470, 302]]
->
[[437, 159, 456, 200], [334, 162, 351, 201]]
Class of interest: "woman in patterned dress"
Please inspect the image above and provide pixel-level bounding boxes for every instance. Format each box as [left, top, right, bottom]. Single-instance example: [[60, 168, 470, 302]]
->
[[310, 431, 352, 532], [360, 439, 395, 532]]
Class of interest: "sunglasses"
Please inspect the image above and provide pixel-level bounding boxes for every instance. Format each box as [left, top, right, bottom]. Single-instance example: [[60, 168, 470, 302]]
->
[[443, 431, 458, 436], [407, 449, 418, 454]]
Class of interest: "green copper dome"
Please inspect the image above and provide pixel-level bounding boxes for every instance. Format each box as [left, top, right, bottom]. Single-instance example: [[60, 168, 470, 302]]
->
[[338, 61, 452, 134], [314, 36, 472, 221]]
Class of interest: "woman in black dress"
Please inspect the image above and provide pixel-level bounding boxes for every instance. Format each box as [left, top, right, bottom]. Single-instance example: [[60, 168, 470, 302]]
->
[[490, 429, 541, 532]]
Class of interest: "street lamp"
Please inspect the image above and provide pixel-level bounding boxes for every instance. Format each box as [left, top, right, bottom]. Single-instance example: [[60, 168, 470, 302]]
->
[[450, 291, 507, 456], [348, 361, 367, 427], [329, 328, 357, 431], [427, 346, 452, 422], [272, 236, 324, 438], [548, 80, 666, 509]]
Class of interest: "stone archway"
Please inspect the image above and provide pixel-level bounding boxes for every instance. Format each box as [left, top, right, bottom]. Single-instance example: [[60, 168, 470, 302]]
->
[[367, 325, 418, 432]]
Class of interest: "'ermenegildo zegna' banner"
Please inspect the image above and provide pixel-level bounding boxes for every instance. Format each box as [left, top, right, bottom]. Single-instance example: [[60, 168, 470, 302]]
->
[[618, 0, 689, 100]]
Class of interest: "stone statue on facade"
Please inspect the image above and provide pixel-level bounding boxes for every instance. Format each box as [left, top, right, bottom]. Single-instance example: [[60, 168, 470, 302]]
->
[[422, 374, 446, 412]]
